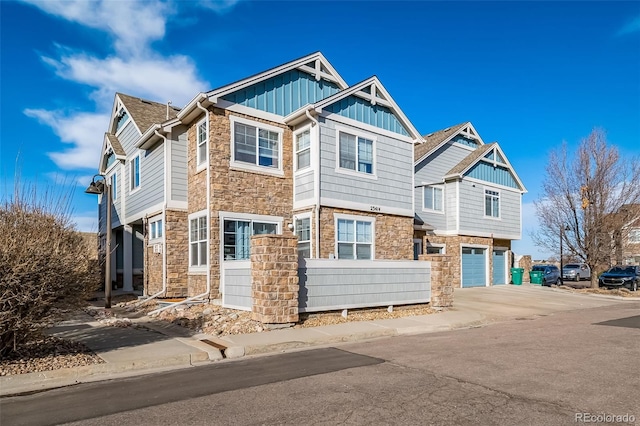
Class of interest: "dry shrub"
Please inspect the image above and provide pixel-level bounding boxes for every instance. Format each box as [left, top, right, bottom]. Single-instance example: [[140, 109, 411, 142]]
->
[[0, 185, 100, 357]]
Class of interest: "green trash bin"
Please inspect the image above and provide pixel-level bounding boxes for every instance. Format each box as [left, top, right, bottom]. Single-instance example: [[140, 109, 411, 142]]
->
[[511, 268, 524, 285], [530, 270, 543, 285]]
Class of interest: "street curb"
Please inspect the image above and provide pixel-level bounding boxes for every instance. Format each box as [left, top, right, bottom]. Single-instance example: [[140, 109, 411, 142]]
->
[[0, 351, 210, 397]]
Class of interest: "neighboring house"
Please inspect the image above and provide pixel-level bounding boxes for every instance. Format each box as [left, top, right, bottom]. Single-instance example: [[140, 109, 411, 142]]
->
[[96, 93, 182, 291], [612, 204, 640, 265], [413, 122, 527, 287]]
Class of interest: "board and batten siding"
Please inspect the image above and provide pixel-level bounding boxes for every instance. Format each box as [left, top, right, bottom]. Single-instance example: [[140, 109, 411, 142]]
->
[[170, 129, 188, 202], [458, 180, 521, 238], [126, 143, 165, 219], [295, 170, 314, 202], [319, 118, 413, 211], [298, 259, 431, 312]]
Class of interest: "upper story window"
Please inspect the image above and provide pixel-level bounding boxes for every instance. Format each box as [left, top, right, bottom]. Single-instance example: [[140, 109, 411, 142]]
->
[[197, 118, 208, 168], [130, 155, 140, 191], [336, 216, 373, 260], [295, 216, 311, 258], [423, 185, 443, 212], [115, 107, 129, 133], [111, 173, 118, 201], [149, 217, 163, 241], [223, 219, 278, 260], [485, 189, 500, 218], [189, 213, 208, 268], [339, 131, 374, 175], [296, 129, 311, 171], [231, 116, 283, 172]]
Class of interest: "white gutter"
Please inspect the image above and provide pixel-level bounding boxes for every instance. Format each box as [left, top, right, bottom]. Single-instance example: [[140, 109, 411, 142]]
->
[[308, 108, 321, 259], [149, 102, 212, 316]]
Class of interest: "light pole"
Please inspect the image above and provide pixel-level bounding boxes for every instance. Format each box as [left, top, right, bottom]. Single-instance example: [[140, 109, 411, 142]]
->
[[559, 224, 570, 285], [85, 174, 112, 308]]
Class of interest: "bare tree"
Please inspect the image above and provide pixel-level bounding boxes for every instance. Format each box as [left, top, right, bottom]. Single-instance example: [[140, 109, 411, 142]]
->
[[533, 129, 640, 288]]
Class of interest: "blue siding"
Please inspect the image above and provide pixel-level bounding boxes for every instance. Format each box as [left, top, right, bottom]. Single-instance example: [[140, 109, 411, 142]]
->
[[222, 69, 341, 116], [451, 135, 479, 149], [465, 162, 519, 188], [324, 95, 410, 136]]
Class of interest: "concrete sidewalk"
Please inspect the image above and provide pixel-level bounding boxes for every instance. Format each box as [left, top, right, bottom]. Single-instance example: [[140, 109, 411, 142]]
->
[[1, 284, 633, 396]]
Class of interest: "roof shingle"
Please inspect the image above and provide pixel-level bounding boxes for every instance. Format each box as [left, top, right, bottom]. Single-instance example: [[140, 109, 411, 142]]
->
[[414, 122, 468, 162], [117, 93, 180, 134]]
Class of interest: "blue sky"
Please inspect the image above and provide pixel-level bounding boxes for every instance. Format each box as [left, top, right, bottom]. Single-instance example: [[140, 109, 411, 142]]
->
[[1, 0, 639, 260]]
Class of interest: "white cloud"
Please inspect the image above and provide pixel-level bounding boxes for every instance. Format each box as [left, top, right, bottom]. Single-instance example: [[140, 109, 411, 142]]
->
[[617, 15, 640, 36], [72, 213, 99, 233], [25, 109, 108, 170]]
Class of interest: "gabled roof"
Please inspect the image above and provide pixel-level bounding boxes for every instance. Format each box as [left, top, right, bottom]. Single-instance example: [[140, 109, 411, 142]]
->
[[116, 93, 180, 135], [287, 76, 423, 142], [178, 52, 349, 124], [105, 133, 126, 157], [445, 142, 527, 192], [414, 122, 484, 164], [98, 132, 126, 173]]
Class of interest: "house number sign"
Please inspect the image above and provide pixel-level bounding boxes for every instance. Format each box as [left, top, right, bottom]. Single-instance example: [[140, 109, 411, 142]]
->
[[370, 205, 381, 212]]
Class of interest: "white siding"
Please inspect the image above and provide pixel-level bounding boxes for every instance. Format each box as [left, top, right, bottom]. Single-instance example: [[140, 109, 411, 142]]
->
[[126, 143, 164, 219]]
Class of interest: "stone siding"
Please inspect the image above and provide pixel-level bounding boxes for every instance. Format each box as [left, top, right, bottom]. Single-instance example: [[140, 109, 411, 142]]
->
[[165, 209, 188, 298], [420, 254, 454, 307], [251, 234, 299, 324], [318, 207, 413, 260]]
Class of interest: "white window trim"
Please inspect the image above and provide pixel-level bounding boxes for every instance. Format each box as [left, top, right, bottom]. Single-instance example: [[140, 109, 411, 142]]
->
[[129, 153, 141, 194], [148, 215, 164, 243], [229, 115, 284, 177], [334, 124, 378, 180], [294, 212, 313, 259], [219, 211, 283, 262], [484, 187, 501, 220], [188, 210, 208, 272], [334, 213, 376, 260], [294, 125, 312, 174], [422, 184, 444, 214], [196, 117, 208, 173]]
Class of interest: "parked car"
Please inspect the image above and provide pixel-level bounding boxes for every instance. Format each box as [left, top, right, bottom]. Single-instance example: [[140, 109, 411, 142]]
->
[[531, 264, 560, 286], [562, 263, 591, 281], [598, 266, 639, 291]]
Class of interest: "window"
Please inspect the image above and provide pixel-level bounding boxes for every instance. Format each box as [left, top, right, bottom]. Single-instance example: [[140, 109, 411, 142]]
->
[[296, 130, 311, 170], [130, 155, 140, 191], [149, 218, 163, 240], [339, 132, 373, 174], [197, 119, 208, 167], [189, 215, 207, 268], [233, 121, 280, 169], [223, 219, 278, 260], [485, 189, 500, 218], [426, 245, 444, 254], [423, 186, 443, 211], [111, 173, 117, 200], [295, 217, 311, 258], [337, 218, 373, 259]]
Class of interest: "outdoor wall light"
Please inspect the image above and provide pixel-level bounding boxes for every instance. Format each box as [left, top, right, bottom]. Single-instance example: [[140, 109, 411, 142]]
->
[[85, 174, 112, 308]]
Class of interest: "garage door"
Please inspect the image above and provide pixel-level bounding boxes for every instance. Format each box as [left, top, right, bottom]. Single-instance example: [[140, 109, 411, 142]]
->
[[492, 250, 506, 285], [462, 247, 486, 287]]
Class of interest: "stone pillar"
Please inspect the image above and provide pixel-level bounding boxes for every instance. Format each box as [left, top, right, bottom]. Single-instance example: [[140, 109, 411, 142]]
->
[[250, 234, 299, 324], [420, 254, 454, 308]]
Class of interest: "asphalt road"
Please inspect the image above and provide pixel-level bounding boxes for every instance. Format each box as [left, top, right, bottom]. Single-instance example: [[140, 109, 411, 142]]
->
[[2, 301, 638, 426]]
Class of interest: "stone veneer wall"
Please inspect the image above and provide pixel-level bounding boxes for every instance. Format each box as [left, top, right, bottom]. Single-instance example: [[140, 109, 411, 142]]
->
[[250, 234, 299, 324], [165, 209, 188, 298], [419, 254, 454, 307], [318, 207, 413, 260], [186, 107, 294, 299], [145, 231, 163, 297], [422, 235, 512, 288]]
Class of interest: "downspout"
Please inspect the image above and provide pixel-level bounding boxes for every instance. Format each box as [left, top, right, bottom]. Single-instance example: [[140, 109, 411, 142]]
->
[[307, 107, 321, 259], [149, 101, 211, 315]]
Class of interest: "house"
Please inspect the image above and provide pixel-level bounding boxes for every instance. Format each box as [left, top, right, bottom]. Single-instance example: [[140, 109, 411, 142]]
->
[[413, 122, 527, 287], [96, 93, 183, 292], [612, 204, 640, 265]]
